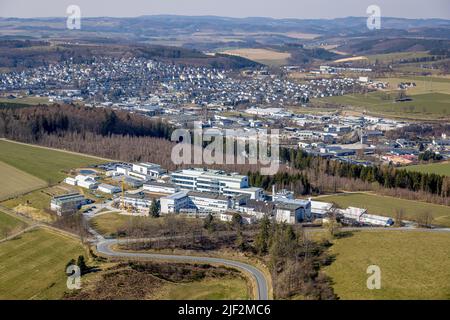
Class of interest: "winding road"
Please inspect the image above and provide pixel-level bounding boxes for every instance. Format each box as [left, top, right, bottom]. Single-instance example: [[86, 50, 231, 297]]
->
[[96, 239, 270, 300]]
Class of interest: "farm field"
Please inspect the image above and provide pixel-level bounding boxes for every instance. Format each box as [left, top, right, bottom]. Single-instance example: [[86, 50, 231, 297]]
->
[[377, 76, 450, 95], [0, 228, 85, 299], [0, 96, 49, 105], [315, 193, 450, 227], [156, 277, 250, 300], [0, 139, 106, 184], [324, 230, 450, 299], [221, 48, 291, 66], [0, 211, 27, 238], [334, 56, 368, 63], [315, 92, 450, 119], [404, 162, 450, 177], [0, 160, 47, 200]]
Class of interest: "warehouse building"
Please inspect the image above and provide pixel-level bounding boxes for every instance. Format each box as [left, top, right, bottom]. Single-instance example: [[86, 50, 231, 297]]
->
[[50, 193, 86, 216], [275, 200, 312, 224], [98, 183, 121, 194]]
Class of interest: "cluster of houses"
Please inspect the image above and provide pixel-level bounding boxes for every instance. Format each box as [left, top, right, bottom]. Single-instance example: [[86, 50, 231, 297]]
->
[[0, 56, 372, 108], [51, 162, 395, 227]]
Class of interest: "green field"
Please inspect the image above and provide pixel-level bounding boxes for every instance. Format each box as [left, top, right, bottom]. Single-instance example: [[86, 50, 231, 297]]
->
[[0, 160, 47, 200], [0, 211, 27, 238], [0, 228, 85, 299], [404, 162, 450, 177], [90, 212, 203, 237], [0, 140, 106, 184], [90, 212, 136, 236], [156, 277, 250, 300], [316, 92, 450, 119], [315, 75, 450, 119], [378, 76, 450, 95], [316, 193, 450, 227], [324, 230, 450, 299]]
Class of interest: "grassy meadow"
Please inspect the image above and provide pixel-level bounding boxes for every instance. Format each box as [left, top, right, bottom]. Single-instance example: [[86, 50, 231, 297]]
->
[[0, 228, 85, 299], [0, 140, 106, 184], [0, 160, 47, 201], [314, 75, 450, 119], [324, 230, 450, 300], [316, 193, 450, 227], [0, 210, 28, 238], [404, 162, 450, 177]]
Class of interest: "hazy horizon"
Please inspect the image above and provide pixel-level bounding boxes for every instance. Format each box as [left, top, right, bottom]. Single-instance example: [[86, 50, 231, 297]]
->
[[2, 13, 450, 21], [1, 0, 449, 20]]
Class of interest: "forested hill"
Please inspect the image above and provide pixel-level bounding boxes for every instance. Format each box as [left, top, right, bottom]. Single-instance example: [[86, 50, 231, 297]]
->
[[0, 40, 262, 71]]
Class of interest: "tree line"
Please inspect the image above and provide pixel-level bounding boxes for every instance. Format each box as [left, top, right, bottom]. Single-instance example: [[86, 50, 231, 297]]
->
[[280, 147, 449, 199], [0, 103, 173, 142]]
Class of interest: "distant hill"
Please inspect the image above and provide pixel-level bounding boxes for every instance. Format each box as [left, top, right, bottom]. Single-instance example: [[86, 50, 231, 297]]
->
[[0, 40, 262, 70], [1, 15, 449, 42], [337, 38, 450, 55], [1, 15, 449, 67]]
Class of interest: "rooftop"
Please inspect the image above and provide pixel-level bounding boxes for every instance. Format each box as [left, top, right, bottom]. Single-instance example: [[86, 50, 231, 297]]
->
[[188, 191, 230, 201]]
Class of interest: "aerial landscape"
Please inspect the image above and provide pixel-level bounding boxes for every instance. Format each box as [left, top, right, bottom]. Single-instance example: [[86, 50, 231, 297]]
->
[[0, 0, 449, 311]]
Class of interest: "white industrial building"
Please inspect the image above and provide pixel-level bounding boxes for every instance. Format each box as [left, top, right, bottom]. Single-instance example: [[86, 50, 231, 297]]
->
[[98, 183, 121, 194], [117, 192, 154, 213], [160, 191, 190, 214], [275, 200, 312, 224], [130, 163, 167, 180], [338, 206, 394, 227], [64, 177, 78, 186], [160, 190, 233, 215], [50, 193, 86, 216], [310, 200, 334, 218], [187, 191, 232, 213], [64, 175, 98, 189], [170, 168, 264, 200], [143, 181, 180, 194]]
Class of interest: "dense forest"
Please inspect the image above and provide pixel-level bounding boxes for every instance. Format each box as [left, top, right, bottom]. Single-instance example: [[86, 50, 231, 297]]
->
[[0, 104, 448, 205], [280, 148, 449, 200], [0, 104, 173, 140]]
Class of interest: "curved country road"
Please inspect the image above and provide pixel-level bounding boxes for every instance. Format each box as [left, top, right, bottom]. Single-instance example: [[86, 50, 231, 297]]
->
[[96, 239, 270, 300]]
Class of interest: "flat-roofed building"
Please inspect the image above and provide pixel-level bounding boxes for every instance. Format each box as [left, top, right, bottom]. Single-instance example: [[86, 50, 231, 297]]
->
[[74, 175, 98, 190], [98, 183, 121, 194], [275, 200, 311, 224], [160, 191, 189, 214], [118, 192, 154, 213], [143, 181, 180, 195], [131, 163, 167, 180], [170, 168, 264, 200], [50, 193, 85, 216], [187, 191, 232, 213], [310, 200, 334, 218]]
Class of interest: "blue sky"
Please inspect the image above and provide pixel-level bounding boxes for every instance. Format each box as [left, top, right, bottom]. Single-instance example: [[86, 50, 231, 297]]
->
[[1, 0, 449, 19]]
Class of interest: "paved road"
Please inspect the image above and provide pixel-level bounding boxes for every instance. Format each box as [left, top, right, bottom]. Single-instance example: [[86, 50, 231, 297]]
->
[[96, 239, 269, 300]]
